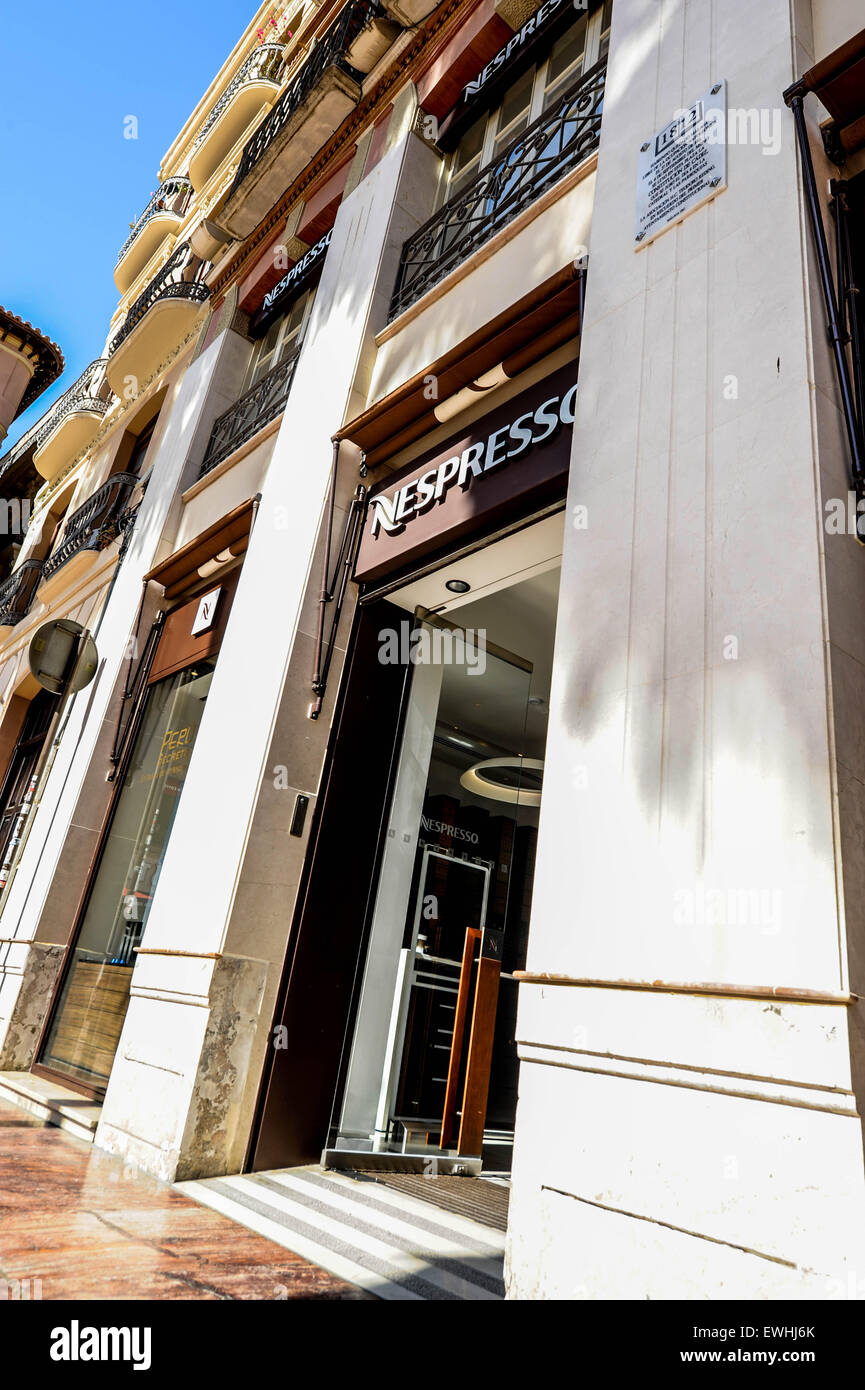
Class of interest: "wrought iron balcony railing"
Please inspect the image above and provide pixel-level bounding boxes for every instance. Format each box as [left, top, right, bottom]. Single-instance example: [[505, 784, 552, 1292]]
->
[[34, 360, 111, 452], [199, 349, 300, 477], [230, 0, 381, 194], [390, 60, 606, 321], [108, 245, 209, 356], [192, 43, 287, 153], [116, 178, 193, 268], [42, 472, 137, 583], [0, 560, 43, 627]]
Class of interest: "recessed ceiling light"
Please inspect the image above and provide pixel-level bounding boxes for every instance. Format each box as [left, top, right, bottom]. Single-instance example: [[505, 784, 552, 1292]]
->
[[460, 757, 544, 806], [445, 578, 471, 594]]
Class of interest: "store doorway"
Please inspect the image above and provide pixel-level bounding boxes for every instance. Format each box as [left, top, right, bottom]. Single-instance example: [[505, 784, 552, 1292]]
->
[[325, 524, 562, 1174]]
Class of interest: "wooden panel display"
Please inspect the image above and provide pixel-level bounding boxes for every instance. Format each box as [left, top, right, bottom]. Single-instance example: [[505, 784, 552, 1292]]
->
[[48, 960, 133, 1084]]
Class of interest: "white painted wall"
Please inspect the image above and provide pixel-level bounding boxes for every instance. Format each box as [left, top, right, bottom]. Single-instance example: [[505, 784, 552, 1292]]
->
[[506, 0, 865, 1299]]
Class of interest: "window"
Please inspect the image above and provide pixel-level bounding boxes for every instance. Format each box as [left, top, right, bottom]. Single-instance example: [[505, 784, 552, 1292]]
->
[[0, 690, 58, 888], [126, 418, 158, 477], [243, 287, 314, 393], [597, 0, 612, 64], [438, 2, 609, 210], [390, 2, 609, 319]]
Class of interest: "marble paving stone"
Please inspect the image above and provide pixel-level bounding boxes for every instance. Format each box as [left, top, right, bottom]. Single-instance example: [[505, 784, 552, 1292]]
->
[[0, 1099, 370, 1300]]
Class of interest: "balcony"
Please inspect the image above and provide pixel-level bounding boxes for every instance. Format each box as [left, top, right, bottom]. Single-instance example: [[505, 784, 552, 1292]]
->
[[0, 560, 43, 631], [389, 61, 606, 321], [199, 349, 300, 478], [106, 246, 209, 396], [32, 360, 112, 485], [114, 178, 193, 294], [39, 472, 137, 597], [220, 1, 396, 239], [188, 44, 287, 193]]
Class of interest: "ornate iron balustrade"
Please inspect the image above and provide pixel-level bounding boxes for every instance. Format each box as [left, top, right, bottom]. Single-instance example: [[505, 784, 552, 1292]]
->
[[230, 0, 382, 194], [0, 560, 43, 626], [192, 44, 287, 153], [42, 472, 137, 582], [116, 473, 151, 560], [390, 60, 607, 321], [116, 178, 193, 268], [108, 245, 209, 356], [34, 359, 111, 452], [199, 349, 300, 477]]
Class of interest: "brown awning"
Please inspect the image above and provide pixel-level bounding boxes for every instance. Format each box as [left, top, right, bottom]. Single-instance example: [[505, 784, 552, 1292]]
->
[[145, 496, 259, 600], [801, 27, 865, 156], [336, 261, 583, 469]]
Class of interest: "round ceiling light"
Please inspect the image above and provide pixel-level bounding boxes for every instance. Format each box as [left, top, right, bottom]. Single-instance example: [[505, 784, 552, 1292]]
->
[[460, 757, 544, 806], [445, 578, 471, 594]]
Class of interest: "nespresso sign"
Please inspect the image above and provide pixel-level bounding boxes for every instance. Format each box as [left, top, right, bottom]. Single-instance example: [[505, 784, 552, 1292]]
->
[[354, 362, 576, 583], [465, 0, 572, 101], [250, 229, 332, 334], [439, 1, 590, 150]]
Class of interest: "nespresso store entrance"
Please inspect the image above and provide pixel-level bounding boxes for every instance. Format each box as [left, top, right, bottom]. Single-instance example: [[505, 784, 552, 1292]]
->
[[252, 352, 576, 1174], [328, 537, 561, 1173]]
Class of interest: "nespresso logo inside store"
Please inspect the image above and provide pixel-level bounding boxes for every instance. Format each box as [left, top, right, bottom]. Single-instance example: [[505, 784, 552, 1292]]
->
[[354, 362, 576, 584]]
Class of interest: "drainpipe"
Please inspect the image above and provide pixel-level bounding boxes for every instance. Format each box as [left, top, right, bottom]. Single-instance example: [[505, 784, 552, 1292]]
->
[[784, 84, 865, 507], [310, 437, 342, 721]]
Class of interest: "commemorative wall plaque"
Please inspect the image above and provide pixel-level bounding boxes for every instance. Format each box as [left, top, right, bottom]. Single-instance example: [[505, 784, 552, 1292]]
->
[[634, 80, 727, 248]]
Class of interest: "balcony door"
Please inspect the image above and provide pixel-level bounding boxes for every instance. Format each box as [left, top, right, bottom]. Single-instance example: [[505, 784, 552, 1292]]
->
[[0, 690, 59, 892]]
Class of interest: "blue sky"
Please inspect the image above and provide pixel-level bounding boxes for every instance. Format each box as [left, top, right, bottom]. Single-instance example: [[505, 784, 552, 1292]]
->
[[2, 2, 255, 453]]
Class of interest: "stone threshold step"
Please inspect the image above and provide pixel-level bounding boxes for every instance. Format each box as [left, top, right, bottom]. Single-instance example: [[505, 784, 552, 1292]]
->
[[0, 1071, 101, 1143]]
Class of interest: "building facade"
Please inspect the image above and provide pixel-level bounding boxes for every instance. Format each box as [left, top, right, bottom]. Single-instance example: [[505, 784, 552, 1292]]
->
[[0, 0, 864, 1299]]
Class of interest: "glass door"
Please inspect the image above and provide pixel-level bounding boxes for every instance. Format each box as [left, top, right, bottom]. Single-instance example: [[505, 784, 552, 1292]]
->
[[39, 661, 214, 1092], [328, 607, 544, 1169]]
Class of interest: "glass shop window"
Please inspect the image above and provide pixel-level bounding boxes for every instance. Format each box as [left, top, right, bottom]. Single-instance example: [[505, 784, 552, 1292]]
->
[[39, 660, 215, 1090]]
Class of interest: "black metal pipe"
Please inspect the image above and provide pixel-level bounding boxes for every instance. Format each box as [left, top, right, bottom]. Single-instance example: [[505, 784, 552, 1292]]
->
[[834, 181, 865, 447], [315, 488, 365, 708], [310, 438, 342, 717], [787, 92, 865, 492]]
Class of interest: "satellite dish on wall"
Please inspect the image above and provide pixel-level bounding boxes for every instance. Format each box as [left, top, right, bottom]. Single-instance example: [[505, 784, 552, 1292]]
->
[[28, 619, 98, 695]]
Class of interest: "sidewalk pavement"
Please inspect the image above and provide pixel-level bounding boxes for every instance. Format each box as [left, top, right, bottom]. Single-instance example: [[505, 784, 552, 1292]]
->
[[0, 1097, 370, 1300]]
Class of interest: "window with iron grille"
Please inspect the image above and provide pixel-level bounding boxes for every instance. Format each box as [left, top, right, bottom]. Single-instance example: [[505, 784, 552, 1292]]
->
[[390, 0, 611, 320], [199, 289, 315, 478]]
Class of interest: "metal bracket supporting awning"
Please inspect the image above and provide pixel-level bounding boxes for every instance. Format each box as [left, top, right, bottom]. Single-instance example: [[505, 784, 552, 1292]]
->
[[784, 36, 865, 522], [309, 438, 367, 721]]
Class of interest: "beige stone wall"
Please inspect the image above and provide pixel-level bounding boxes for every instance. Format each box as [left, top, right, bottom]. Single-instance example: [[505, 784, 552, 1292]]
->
[[95, 128, 436, 1181]]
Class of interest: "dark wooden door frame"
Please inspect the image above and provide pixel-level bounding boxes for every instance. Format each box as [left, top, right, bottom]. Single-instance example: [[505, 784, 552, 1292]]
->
[[31, 581, 238, 1098], [248, 598, 414, 1171]]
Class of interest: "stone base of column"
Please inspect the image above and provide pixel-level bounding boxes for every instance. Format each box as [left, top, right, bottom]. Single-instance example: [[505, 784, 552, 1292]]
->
[[95, 951, 270, 1184], [506, 984, 865, 1299], [0, 941, 64, 1070]]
